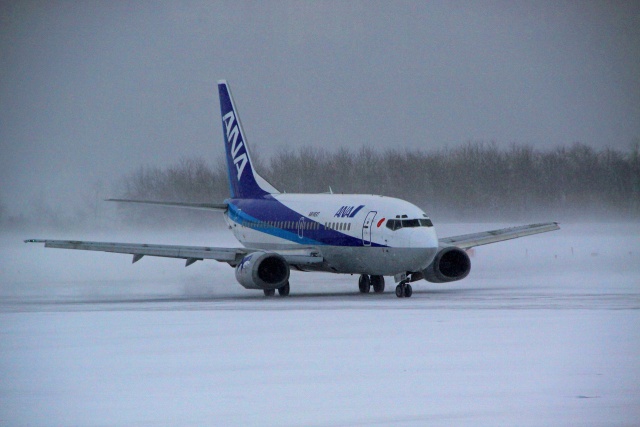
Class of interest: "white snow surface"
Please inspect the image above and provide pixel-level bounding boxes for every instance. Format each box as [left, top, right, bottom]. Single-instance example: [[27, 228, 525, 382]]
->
[[1, 223, 639, 426]]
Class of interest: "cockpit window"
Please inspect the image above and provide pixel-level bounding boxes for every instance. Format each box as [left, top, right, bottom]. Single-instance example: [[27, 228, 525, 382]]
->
[[386, 219, 401, 231], [419, 218, 433, 227], [401, 219, 420, 228], [386, 217, 433, 231]]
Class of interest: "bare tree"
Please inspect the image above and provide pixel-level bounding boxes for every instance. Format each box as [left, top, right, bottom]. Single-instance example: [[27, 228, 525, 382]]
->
[[113, 143, 640, 225]]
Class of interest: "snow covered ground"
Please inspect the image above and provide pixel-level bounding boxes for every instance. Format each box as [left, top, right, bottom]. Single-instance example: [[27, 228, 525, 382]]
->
[[1, 223, 639, 426]]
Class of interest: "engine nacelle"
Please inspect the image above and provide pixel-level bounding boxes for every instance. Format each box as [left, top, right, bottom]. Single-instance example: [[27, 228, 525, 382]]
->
[[235, 252, 290, 290], [421, 246, 471, 283]]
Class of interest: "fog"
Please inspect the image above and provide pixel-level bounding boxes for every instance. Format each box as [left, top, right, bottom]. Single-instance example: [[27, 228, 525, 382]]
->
[[1, 1, 639, 219], [1, 6, 639, 422], [1, 223, 639, 425]]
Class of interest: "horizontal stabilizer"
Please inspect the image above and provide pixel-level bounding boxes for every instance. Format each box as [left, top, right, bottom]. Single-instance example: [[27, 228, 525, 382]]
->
[[107, 199, 228, 211], [440, 222, 560, 249]]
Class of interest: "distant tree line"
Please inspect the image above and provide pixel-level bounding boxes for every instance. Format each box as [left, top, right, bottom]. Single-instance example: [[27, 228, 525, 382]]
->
[[114, 142, 640, 223], [114, 158, 227, 226]]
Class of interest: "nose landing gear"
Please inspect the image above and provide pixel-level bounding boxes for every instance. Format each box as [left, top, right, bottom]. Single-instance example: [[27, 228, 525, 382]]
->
[[395, 282, 413, 298]]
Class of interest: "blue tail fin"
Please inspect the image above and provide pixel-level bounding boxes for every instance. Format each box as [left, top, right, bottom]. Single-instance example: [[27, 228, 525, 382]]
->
[[217, 80, 279, 199]]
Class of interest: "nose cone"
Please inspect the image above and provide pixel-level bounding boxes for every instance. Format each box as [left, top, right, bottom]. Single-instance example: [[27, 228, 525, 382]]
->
[[410, 227, 438, 267], [411, 226, 438, 250]]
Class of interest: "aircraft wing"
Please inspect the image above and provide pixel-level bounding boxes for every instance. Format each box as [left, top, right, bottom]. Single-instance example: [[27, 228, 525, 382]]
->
[[24, 239, 323, 267], [439, 222, 560, 249]]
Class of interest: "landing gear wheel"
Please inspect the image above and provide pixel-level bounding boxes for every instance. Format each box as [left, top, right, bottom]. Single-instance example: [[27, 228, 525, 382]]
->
[[371, 275, 385, 293], [395, 284, 404, 298], [278, 281, 290, 297], [395, 282, 413, 298], [358, 275, 371, 293], [263, 289, 275, 297], [403, 283, 413, 298]]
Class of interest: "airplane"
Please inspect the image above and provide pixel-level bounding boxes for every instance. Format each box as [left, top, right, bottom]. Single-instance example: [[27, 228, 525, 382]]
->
[[26, 80, 560, 298]]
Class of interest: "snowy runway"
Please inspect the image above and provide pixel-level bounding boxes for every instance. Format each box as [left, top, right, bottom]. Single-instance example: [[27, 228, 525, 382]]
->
[[1, 223, 639, 426]]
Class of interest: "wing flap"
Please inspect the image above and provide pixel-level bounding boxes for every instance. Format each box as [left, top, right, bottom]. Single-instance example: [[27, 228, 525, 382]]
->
[[439, 222, 560, 249]]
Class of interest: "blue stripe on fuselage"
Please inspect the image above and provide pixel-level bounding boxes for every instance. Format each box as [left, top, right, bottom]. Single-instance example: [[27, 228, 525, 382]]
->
[[226, 198, 386, 247]]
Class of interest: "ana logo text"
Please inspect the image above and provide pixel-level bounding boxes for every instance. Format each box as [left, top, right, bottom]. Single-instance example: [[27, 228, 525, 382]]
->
[[334, 205, 365, 218], [222, 111, 248, 180]]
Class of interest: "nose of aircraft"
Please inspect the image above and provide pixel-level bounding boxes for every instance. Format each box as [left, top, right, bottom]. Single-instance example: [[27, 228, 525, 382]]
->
[[411, 226, 438, 250]]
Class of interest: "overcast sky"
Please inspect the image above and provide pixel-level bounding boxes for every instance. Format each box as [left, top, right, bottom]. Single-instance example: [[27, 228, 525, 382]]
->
[[1, 1, 639, 214]]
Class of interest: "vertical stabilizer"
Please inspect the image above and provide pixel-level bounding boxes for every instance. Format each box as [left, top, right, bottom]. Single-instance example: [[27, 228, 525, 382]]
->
[[218, 80, 279, 199]]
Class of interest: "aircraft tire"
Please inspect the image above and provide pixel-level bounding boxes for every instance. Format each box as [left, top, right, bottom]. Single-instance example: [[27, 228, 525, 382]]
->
[[404, 284, 413, 298], [395, 284, 404, 298], [371, 275, 385, 293], [264, 289, 275, 297], [278, 281, 290, 297], [358, 274, 371, 293]]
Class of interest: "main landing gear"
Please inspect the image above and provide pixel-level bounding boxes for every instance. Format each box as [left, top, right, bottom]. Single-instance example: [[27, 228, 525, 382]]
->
[[358, 275, 385, 294], [278, 281, 290, 296], [263, 281, 290, 297], [395, 281, 413, 298]]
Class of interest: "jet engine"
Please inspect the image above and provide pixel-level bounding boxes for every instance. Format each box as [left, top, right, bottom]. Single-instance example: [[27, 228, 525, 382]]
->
[[235, 252, 290, 290], [421, 246, 471, 283]]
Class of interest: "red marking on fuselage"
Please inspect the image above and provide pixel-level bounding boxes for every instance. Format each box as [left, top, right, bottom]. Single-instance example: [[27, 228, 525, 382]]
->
[[377, 218, 386, 228]]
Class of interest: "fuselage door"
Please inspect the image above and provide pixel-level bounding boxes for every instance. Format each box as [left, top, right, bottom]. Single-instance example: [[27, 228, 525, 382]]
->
[[362, 211, 377, 246]]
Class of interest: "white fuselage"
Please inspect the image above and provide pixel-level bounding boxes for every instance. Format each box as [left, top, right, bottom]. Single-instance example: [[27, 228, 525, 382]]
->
[[224, 194, 439, 276]]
